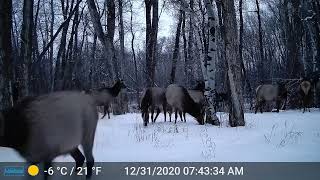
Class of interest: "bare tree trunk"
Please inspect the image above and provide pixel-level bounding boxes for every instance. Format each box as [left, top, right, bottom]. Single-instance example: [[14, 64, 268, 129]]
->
[[222, 0, 245, 127], [145, 0, 158, 87], [87, 0, 115, 80], [129, 0, 139, 104], [186, 0, 194, 87], [182, 10, 188, 86], [107, 0, 120, 79], [31, 0, 41, 95], [170, 10, 183, 84], [215, 0, 227, 93], [203, 0, 219, 125], [312, 1, 320, 73], [113, 0, 127, 115], [255, 0, 265, 81], [239, 0, 253, 102], [54, 0, 72, 90], [50, 0, 54, 91], [90, 34, 97, 89], [0, 0, 14, 108], [118, 0, 125, 77], [284, 0, 303, 78], [63, 2, 81, 89], [239, 0, 244, 83], [19, 0, 34, 97]]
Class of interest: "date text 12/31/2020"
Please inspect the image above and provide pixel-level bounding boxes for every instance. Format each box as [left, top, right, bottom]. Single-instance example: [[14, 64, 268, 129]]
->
[[124, 166, 244, 176]]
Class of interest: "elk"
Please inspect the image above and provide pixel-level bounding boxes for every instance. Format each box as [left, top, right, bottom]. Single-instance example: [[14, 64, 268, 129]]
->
[[168, 81, 205, 122], [140, 87, 167, 126], [88, 79, 126, 119], [165, 84, 204, 124], [174, 89, 205, 122], [255, 82, 288, 113], [299, 78, 312, 113], [0, 91, 99, 179]]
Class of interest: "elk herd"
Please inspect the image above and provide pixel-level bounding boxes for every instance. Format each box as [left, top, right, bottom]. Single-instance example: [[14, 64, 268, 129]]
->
[[0, 76, 319, 179], [141, 76, 320, 127], [140, 82, 206, 127], [0, 79, 126, 179], [254, 77, 320, 113]]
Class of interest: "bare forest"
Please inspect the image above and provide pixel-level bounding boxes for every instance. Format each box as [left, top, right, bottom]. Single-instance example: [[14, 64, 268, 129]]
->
[[1, 0, 320, 127]]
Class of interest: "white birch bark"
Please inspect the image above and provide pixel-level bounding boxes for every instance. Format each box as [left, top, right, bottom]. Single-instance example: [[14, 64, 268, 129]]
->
[[202, 0, 219, 125]]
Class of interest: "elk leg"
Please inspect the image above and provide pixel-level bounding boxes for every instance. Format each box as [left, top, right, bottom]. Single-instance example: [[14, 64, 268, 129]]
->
[[175, 110, 178, 124], [276, 99, 281, 113], [70, 148, 85, 170], [143, 111, 149, 126], [107, 106, 110, 119], [183, 112, 186, 122], [254, 101, 260, 114], [83, 139, 95, 178], [101, 106, 107, 119], [260, 100, 265, 113], [151, 107, 155, 123], [163, 103, 167, 122], [101, 105, 110, 119], [179, 111, 183, 121], [282, 98, 287, 110], [154, 108, 160, 122]]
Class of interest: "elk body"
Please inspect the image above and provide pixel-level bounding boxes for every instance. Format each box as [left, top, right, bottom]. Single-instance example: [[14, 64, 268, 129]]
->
[[255, 83, 287, 113], [88, 80, 126, 119], [170, 81, 206, 122], [165, 84, 204, 124], [0, 91, 99, 178], [140, 87, 167, 126], [299, 79, 312, 113], [174, 89, 205, 122]]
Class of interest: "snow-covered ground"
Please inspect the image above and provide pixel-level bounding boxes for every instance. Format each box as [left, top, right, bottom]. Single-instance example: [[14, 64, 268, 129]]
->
[[1, 110, 320, 162]]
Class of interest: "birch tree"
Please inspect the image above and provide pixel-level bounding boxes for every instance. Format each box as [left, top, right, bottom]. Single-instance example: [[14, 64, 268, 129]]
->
[[203, 0, 220, 125]]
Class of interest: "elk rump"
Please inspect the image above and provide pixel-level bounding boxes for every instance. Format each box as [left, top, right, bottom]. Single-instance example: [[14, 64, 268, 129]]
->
[[255, 83, 287, 113], [0, 91, 99, 178]]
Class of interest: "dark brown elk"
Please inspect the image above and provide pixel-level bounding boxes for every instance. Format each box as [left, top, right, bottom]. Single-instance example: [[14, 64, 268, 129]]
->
[[0, 91, 99, 178], [140, 87, 167, 126], [170, 81, 206, 122], [299, 78, 312, 113], [166, 84, 205, 125], [88, 79, 126, 119], [255, 82, 288, 113], [174, 89, 206, 122]]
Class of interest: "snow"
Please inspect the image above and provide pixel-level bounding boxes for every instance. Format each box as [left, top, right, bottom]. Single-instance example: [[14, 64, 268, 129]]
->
[[1, 109, 320, 162]]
